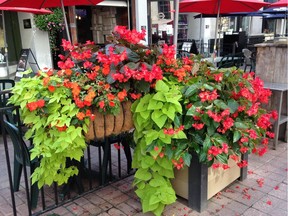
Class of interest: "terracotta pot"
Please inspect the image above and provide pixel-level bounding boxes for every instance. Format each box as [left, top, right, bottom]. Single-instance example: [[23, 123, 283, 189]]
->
[[85, 101, 134, 140]]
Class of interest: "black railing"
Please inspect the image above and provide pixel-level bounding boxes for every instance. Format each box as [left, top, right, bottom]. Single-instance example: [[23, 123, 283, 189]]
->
[[0, 99, 134, 216]]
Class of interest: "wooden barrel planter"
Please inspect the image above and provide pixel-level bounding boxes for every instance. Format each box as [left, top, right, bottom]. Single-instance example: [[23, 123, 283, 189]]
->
[[85, 101, 134, 140], [171, 153, 248, 212]]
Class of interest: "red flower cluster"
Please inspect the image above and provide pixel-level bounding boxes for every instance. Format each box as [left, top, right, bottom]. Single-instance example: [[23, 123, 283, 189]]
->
[[172, 157, 184, 170], [163, 125, 184, 135], [114, 26, 146, 44], [199, 89, 218, 102], [26, 99, 45, 112], [113, 63, 163, 83], [207, 143, 229, 161]]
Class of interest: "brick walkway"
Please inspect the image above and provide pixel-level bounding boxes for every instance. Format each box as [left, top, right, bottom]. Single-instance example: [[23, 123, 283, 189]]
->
[[0, 138, 287, 216]]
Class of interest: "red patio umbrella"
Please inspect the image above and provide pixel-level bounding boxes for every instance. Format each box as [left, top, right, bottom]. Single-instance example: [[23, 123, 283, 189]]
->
[[0, 7, 52, 14], [0, 0, 104, 41], [179, 0, 269, 57], [268, 0, 288, 8]]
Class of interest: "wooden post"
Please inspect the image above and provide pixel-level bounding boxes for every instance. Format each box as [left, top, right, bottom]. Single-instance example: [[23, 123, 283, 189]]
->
[[188, 154, 208, 212], [68, 6, 78, 44]]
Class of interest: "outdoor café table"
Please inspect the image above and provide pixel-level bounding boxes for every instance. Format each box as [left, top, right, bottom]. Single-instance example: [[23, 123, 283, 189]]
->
[[264, 82, 288, 149], [203, 56, 222, 66]]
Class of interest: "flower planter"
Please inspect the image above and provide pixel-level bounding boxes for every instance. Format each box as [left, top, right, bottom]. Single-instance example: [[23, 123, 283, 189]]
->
[[171, 153, 248, 212], [85, 101, 134, 140]]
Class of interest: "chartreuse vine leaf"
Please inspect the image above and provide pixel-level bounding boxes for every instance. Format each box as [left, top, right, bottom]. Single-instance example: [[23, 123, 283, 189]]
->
[[151, 110, 167, 128], [155, 80, 169, 92], [135, 168, 152, 181], [152, 92, 166, 102], [147, 99, 163, 110], [141, 155, 156, 169]]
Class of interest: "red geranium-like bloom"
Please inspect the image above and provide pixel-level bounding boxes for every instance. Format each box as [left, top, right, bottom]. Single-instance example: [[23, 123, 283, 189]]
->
[[99, 101, 105, 109], [26, 101, 38, 111], [48, 85, 56, 92], [37, 99, 45, 108]]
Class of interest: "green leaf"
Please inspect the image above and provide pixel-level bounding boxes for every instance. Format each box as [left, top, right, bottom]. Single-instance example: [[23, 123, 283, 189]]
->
[[165, 146, 173, 159], [155, 80, 169, 92], [151, 111, 167, 128], [184, 84, 199, 97], [135, 80, 151, 93], [228, 99, 239, 113], [139, 110, 151, 120], [157, 157, 173, 170], [183, 152, 192, 167], [144, 130, 159, 145], [233, 131, 241, 143], [216, 154, 228, 164], [214, 99, 229, 110], [172, 131, 187, 139], [141, 156, 156, 169], [234, 121, 248, 129], [152, 92, 166, 102], [174, 114, 182, 128], [153, 203, 165, 216], [203, 83, 214, 91], [203, 135, 212, 152], [162, 106, 175, 121], [149, 194, 161, 205], [147, 99, 163, 110], [134, 168, 152, 181], [186, 105, 198, 116]]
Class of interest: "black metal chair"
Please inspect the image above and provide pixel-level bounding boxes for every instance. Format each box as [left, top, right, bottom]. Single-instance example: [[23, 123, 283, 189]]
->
[[218, 52, 244, 69], [3, 119, 40, 209], [0, 79, 15, 108], [242, 48, 255, 72]]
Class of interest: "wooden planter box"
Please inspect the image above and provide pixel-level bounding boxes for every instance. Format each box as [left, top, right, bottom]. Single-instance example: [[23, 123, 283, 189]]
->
[[171, 154, 247, 212]]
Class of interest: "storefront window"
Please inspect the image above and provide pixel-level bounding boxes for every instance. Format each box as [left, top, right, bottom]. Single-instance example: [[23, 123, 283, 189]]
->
[[2, 11, 22, 65], [158, 1, 171, 19]]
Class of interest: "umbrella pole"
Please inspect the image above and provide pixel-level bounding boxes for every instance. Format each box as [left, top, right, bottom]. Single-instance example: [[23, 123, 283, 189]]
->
[[61, 0, 72, 42], [173, 0, 180, 55], [199, 14, 202, 54], [2, 11, 9, 78], [213, 0, 221, 62]]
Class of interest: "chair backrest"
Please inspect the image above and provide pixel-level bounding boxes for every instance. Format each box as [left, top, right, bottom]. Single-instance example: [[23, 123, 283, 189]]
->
[[218, 53, 235, 68], [3, 120, 31, 166], [0, 79, 15, 108], [0, 79, 15, 91], [242, 48, 252, 64]]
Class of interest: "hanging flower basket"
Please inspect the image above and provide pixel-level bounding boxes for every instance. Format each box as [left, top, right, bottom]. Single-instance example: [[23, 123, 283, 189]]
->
[[85, 101, 134, 140]]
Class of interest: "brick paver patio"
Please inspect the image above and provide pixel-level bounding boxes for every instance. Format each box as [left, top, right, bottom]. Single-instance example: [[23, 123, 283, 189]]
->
[[0, 136, 287, 216]]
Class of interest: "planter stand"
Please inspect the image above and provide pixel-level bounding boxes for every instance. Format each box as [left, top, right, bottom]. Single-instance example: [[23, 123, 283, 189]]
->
[[171, 153, 247, 212]]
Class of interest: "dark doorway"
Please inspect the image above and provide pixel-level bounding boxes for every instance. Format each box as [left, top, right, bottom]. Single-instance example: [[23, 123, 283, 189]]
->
[[76, 6, 93, 43]]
